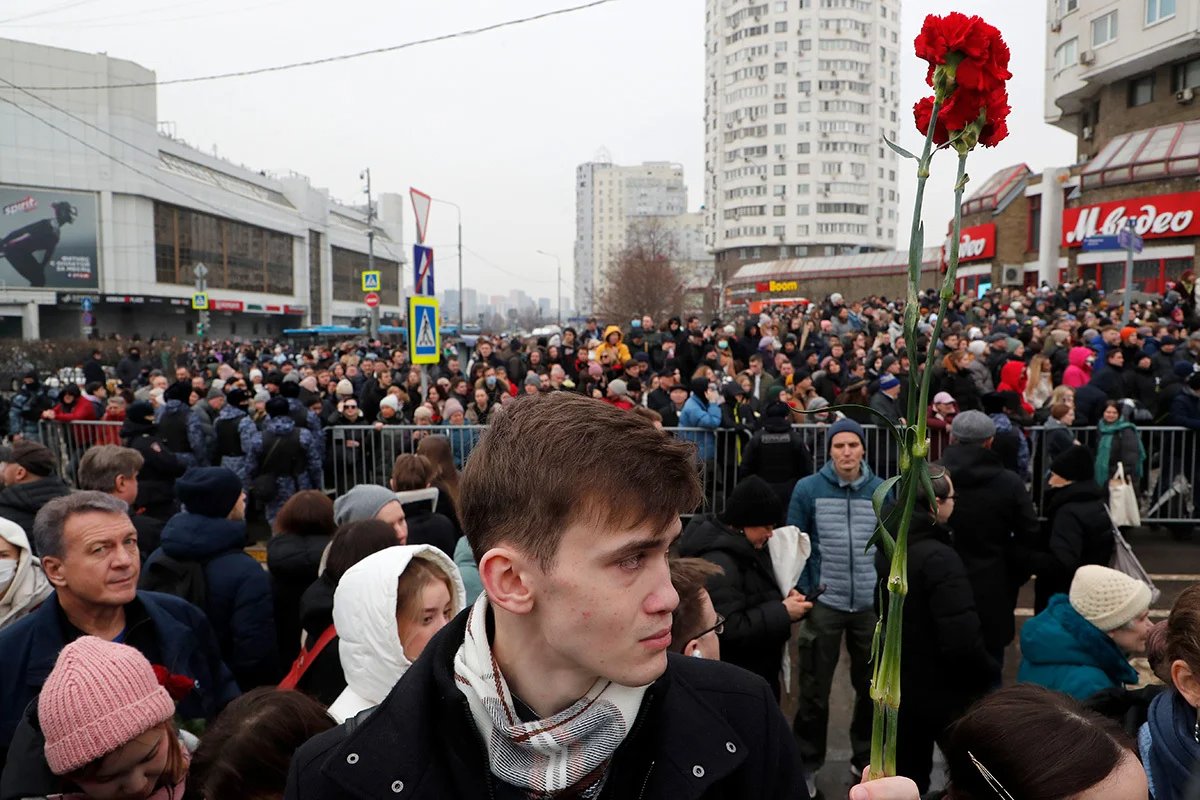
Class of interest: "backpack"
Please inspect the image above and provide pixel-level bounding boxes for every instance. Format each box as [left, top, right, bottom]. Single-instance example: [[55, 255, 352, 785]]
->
[[138, 554, 207, 608]]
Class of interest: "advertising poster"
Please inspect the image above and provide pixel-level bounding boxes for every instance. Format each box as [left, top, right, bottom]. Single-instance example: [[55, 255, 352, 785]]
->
[[0, 186, 99, 289]]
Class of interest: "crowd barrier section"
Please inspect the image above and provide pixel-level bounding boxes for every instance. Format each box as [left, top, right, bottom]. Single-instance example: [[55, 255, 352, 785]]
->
[[35, 420, 1199, 525]]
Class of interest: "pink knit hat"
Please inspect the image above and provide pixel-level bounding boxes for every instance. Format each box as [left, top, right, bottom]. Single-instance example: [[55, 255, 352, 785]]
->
[[39, 636, 176, 775]]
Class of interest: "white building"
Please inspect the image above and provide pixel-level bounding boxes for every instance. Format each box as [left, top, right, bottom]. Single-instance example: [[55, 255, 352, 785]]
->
[[0, 38, 406, 340], [704, 0, 902, 276], [573, 159, 688, 313]]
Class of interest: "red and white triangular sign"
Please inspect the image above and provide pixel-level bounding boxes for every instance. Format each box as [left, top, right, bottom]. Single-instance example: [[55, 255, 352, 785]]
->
[[410, 188, 432, 245]]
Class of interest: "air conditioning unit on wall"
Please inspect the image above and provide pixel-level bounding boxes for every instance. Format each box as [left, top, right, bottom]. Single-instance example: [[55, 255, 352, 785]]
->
[[1177, 88, 1195, 103], [1079, 50, 1096, 65], [1002, 265, 1023, 285]]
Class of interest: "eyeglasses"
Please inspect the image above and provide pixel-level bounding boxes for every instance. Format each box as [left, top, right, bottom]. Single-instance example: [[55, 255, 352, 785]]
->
[[690, 614, 726, 641], [968, 751, 1015, 800], [343, 404, 358, 410]]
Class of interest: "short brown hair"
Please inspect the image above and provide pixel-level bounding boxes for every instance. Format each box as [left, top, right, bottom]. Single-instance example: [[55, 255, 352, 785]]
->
[[1167, 584, 1200, 674], [325, 519, 398, 583], [1050, 403, 1072, 421], [272, 490, 336, 538], [460, 393, 701, 569], [669, 558, 723, 654], [76, 445, 143, 493], [391, 453, 435, 492]]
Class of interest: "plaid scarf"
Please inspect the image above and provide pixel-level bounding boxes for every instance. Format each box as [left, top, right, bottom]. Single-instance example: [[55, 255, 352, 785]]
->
[[453, 593, 648, 799]]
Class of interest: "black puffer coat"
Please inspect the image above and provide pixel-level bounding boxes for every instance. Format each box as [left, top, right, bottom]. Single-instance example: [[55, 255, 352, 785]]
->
[[268, 532, 331, 666], [1033, 480, 1115, 612], [937, 443, 1040, 654], [679, 515, 791, 698], [874, 514, 998, 721], [294, 575, 344, 706]]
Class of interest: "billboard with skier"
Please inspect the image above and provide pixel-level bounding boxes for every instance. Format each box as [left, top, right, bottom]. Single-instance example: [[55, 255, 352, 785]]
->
[[0, 186, 99, 290]]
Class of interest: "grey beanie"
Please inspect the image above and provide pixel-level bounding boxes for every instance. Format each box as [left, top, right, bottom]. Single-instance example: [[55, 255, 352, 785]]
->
[[333, 484, 399, 526]]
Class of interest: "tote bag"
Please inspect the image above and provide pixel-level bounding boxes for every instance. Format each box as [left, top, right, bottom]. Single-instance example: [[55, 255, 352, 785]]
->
[[1108, 462, 1141, 529]]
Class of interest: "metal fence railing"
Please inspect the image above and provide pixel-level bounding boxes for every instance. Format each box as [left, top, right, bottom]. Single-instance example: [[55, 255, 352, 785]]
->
[[34, 420, 1200, 525]]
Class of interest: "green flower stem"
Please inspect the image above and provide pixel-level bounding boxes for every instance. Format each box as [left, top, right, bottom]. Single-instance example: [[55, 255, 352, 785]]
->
[[868, 96, 944, 781]]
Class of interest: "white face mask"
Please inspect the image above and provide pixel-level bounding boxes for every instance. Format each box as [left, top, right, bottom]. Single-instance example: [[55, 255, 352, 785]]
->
[[0, 558, 16, 596]]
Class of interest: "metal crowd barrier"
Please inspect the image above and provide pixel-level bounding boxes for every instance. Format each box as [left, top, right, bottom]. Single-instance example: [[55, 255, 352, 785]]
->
[[34, 420, 1200, 525]]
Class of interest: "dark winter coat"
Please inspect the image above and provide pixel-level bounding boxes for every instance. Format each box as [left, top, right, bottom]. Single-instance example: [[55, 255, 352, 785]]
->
[[937, 443, 1040, 653], [145, 513, 278, 689], [284, 609, 805, 800], [267, 531, 331, 667], [0, 591, 239, 764], [1033, 481, 1115, 612], [739, 416, 813, 509], [121, 417, 187, 520], [0, 477, 70, 542], [116, 354, 142, 387], [401, 502, 457, 558], [679, 515, 792, 697], [873, 514, 998, 721], [1018, 594, 1138, 701], [295, 575, 345, 706], [245, 417, 323, 523]]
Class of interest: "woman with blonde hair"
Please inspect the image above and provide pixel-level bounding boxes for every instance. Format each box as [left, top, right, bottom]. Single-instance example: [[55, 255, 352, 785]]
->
[[1025, 353, 1054, 411]]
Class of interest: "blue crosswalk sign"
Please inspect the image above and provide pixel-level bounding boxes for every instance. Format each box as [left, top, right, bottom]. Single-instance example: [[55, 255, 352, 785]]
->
[[408, 297, 440, 365]]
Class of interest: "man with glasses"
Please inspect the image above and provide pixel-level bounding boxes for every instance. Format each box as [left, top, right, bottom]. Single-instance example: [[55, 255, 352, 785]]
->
[[667, 558, 724, 662]]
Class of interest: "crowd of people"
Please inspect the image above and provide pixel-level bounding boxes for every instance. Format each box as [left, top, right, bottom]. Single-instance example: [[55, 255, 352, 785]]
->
[[0, 277, 1197, 798]]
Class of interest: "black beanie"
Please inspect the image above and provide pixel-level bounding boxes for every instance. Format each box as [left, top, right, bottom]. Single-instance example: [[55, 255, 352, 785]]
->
[[126, 401, 155, 425], [164, 381, 192, 403], [176, 467, 243, 518], [265, 396, 290, 418], [279, 381, 300, 399], [720, 476, 784, 529], [1050, 445, 1094, 483]]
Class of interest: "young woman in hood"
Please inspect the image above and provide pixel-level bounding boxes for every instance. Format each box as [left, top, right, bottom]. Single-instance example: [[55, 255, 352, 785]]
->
[[0, 516, 52, 630], [328, 545, 466, 723]]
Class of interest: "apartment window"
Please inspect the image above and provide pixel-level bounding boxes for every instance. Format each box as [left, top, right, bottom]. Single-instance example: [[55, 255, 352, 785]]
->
[[774, 123, 787, 135], [797, 183, 810, 193], [773, 205, 787, 216], [1173, 57, 1200, 91], [774, 1, 787, 10], [775, 102, 788, 113], [774, 164, 788, 176], [775, 62, 788, 74], [797, 225, 810, 236], [1091, 11, 1117, 46], [1055, 38, 1078, 71], [797, 143, 810, 154], [1027, 194, 1042, 252], [1060, 0, 1078, 14], [775, 21, 788, 32], [774, 226, 786, 236], [1129, 74, 1155, 106], [1146, 0, 1175, 25]]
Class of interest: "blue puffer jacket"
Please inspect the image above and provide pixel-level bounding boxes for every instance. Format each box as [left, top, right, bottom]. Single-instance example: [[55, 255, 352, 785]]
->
[[1018, 594, 1138, 701], [678, 395, 722, 461], [146, 513, 278, 690], [788, 460, 883, 613]]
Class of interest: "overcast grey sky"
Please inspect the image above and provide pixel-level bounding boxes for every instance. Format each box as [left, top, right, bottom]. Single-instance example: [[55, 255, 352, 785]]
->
[[4, 0, 1076, 302]]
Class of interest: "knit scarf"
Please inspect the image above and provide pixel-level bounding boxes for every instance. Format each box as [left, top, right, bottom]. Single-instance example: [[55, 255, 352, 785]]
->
[[453, 592, 649, 799], [1144, 689, 1200, 800]]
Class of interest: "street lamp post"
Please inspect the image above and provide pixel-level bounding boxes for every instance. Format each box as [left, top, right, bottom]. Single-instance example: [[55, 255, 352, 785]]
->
[[429, 197, 463, 326], [536, 250, 562, 327]]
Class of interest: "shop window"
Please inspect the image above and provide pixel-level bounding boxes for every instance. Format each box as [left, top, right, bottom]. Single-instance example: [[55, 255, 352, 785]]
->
[[153, 202, 293, 295], [1027, 194, 1042, 252]]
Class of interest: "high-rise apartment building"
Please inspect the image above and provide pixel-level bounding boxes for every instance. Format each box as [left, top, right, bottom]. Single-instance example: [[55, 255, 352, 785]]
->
[[704, 0, 902, 278], [573, 160, 688, 313]]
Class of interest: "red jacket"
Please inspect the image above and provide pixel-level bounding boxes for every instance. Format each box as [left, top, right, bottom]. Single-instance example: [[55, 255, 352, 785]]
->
[[603, 396, 636, 411]]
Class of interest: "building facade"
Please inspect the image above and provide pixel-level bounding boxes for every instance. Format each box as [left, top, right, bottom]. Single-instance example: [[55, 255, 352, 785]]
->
[[573, 159, 688, 313], [704, 0, 902, 279], [0, 38, 406, 340]]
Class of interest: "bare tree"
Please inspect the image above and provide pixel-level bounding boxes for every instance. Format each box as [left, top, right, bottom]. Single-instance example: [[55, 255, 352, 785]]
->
[[597, 218, 686, 323]]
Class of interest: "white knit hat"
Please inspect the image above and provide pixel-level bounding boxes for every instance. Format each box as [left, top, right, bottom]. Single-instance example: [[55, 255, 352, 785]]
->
[[1069, 565, 1151, 632]]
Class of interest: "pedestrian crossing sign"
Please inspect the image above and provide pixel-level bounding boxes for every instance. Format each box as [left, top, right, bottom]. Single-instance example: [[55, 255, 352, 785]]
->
[[361, 270, 381, 292], [191, 293, 208, 310], [408, 296, 440, 365]]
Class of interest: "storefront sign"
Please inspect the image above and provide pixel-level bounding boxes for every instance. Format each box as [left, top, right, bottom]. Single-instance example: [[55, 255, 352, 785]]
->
[[957, 223, 996, 262], [210, 299, 244, 312], [284, 305, 306, 315], [1063, 191, 1200, 247], [754, 279, 800, 293]]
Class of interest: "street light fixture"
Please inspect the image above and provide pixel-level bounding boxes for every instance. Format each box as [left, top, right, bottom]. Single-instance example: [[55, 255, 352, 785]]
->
[[535, 250, 562, 327]]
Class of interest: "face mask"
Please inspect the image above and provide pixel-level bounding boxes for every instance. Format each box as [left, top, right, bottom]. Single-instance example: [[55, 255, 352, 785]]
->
[[0, 558, 16, 596], [485, 376, 497, 387]]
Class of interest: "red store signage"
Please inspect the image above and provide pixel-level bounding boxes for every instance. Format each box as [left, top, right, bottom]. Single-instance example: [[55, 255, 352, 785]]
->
[[210, 299, 244, 312], [957, 223, 996, 262], [1063, 191, 1200, 247]]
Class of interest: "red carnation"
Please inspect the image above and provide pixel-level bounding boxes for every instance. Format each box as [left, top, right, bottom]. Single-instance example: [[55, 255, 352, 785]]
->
[[152, 664, 195, 702], [913, 97, 949, 145], [915, 12, 1011, 94], [978, 89, 1011, 147]]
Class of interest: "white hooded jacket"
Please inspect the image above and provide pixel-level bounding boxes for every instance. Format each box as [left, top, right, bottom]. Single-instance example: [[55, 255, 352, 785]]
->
[[0, 517, 53, 630], [328, 544, 466, 723]]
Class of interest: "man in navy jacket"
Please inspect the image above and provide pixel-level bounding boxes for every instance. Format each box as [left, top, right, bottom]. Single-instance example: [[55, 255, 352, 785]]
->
[[0, 492, 238, 787]]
